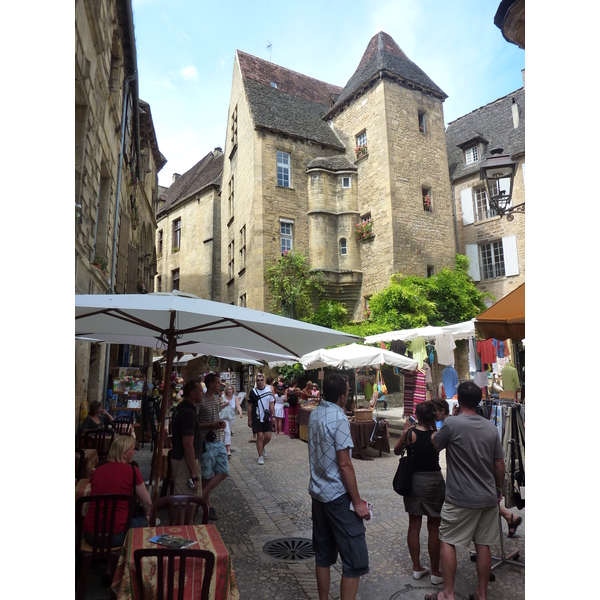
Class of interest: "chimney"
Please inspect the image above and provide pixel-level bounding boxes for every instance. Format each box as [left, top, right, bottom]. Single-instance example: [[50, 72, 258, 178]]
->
[[521, 68, 525, 87], [213, 147, 223, 157], [172, 173, 181, 183]]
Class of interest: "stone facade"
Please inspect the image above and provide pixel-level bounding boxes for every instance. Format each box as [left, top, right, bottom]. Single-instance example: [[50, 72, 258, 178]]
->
[[220, 33, 456, 320], [75, 0, 165, 430], [446, 80, 525, 305]]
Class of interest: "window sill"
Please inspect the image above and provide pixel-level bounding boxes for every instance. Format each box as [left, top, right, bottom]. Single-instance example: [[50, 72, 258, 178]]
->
[[474, 215, 501, 226], [276, 184, 294, 190], [172, 248, 180, 254], [354, 153, 368, 163]]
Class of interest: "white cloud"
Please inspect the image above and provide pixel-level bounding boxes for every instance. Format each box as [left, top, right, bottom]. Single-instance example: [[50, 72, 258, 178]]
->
[[151, 76, 176, 91], [180, 65, 198, 80]]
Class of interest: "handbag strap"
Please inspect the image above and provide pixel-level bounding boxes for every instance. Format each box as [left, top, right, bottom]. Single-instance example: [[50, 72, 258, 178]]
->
[[403, 427, 417, 455]]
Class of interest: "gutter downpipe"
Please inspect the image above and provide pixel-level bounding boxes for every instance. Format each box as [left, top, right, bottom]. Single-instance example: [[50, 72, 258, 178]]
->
[[451, 183, 459, 254]]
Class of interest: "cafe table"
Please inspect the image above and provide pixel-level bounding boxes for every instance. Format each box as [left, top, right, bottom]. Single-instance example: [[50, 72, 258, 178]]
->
[[349, 418, 391, 461], [111, 524, 240, 600]]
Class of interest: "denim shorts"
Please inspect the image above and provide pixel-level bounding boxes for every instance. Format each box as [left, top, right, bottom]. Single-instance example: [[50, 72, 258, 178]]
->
[[311, 493, 369, 578], [200, 441, 230, 480]]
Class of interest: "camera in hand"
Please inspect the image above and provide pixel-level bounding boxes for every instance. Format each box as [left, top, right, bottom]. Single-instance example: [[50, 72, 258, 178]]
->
[[205, 430, 216, 443]]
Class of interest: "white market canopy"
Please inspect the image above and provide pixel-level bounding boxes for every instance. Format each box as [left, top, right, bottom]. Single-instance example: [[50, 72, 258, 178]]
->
[[363, 319, 476, 344], [269, 342, 418, 372], [165, 353, 263, 367]]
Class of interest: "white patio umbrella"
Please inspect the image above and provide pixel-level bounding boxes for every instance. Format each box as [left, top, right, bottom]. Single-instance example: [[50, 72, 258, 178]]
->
[[364, 320, 475, 344], [269, 343, 418, 371], [75, 291, 360, 498]]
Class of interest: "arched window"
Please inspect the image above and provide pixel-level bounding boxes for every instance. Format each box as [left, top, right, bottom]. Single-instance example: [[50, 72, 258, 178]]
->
[[340, 238, 347, 256]]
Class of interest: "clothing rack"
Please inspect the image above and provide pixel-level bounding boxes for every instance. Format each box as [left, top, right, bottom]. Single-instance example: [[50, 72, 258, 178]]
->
[[470, 400, 525, 575]]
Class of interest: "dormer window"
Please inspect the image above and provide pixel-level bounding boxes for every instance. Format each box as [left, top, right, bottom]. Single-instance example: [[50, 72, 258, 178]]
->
[[464, 145, 479, 165], [270, 81, 278, 88]]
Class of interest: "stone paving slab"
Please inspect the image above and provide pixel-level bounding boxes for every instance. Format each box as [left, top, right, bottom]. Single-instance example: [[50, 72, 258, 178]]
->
[[81, 423, 525, 600]]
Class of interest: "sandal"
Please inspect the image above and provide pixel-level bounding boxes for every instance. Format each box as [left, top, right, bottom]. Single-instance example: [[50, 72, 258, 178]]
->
[[508, 514, 522, 537], [424, 593, 443, 600]]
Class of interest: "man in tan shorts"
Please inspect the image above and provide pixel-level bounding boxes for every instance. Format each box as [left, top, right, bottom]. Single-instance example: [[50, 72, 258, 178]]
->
[[170, 380, 204, 498], [427, 381, 505, 600]]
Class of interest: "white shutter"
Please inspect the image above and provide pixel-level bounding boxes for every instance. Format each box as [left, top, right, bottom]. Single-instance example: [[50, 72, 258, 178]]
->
[[461, 188, 474, 225], [499, 178, 512, 208], [465, 244, 480, 281], [502, 235, 519, 276]]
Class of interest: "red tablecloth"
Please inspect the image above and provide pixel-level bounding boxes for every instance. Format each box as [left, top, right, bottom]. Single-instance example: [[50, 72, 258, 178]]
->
[[111, 525, 239, 600], [350, 419, 390, 461]]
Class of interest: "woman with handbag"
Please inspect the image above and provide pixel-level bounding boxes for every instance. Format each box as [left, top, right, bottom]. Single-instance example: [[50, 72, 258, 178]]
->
[[394, 401, 445, 586], [220, 384, 243, 458]]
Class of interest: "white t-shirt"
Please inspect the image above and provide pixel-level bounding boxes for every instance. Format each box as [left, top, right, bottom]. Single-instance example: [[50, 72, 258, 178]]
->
[[250, 386, 274, 421]]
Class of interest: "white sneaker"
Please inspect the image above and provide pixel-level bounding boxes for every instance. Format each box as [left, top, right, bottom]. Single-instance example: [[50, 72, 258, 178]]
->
[[413, 569, 429, 580], [431, 575, 443, 585], [262, 447, 268, 457], [258, 456, 264, 465]]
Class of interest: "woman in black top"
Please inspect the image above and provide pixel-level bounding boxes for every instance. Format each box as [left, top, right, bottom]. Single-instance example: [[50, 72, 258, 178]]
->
[[394, 401, 445, 585]]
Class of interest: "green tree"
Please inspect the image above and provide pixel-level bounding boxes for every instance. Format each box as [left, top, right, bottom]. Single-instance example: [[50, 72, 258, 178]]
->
[[311, 299, 348, 329], [266, 250, 325, 320], [341, 254, 492, 337]]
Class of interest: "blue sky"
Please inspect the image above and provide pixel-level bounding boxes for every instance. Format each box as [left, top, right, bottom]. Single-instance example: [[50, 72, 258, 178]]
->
[[132, 0, 525, 187]]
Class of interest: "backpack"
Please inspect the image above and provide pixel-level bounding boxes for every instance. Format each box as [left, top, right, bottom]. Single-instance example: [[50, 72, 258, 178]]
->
[[287, 388, 298, 406]]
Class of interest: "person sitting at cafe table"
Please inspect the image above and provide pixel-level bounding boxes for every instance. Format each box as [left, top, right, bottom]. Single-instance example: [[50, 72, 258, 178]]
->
[[83, 434, 152, 547], [80, 400, 114, 433]]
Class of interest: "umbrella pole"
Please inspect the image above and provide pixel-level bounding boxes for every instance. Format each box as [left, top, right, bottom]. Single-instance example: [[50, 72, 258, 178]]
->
[[151, 315, 176, 501]]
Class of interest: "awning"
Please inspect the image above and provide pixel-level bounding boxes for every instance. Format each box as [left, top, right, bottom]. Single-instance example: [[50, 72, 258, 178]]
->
[[475, 282, 525, 340]]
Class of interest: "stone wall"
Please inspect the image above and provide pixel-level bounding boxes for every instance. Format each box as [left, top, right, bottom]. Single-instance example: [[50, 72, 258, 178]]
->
[[156, 185, 221, 299], [453, 156, 525, 301]]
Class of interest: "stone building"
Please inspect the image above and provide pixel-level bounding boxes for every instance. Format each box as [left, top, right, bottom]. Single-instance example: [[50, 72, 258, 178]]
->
[[75, 0, 165, 428], [155, 150, 224, 299], [219, 31, 457, 319], [445, 77, 525, 302]]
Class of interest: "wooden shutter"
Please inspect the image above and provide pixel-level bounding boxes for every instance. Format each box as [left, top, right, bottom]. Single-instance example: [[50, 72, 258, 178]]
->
[[460, 188, 474, 225], [127, 245, 139, 294], [465, 244, 480, 281], [502, 235, 519, 276], [115, 212, 130, 293]]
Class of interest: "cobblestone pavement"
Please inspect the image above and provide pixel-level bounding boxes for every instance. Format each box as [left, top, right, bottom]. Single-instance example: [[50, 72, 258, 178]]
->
[[82, 419, 525, 600]]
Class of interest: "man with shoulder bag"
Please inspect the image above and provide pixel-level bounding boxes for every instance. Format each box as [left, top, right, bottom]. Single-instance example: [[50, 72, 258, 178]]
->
[[248, 374, 275, 465]]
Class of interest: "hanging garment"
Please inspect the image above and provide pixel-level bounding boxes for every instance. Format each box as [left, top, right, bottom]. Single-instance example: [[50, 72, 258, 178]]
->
[[409, 336, 427, 368], [442, 365, 459, 398], [423, 362, 432, 384], [414, 369, 427, 409], [435, 333, 456, 366], [493, 339, 505, 359], [438, 382, 446, 399], [468, 336, 477, 373], [477, 339, 496, 364], [473, 371, 490, 389], [429, 349, 435, 365], [403, 372, 416, 417], [391, 339, 407, 355]]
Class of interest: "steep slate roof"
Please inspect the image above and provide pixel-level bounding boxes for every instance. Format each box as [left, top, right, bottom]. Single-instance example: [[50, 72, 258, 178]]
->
[[237, 50, 345, 150], [325, 31, 447, 119], [157, 151, 224, 217], [445, 87, 525, 182]]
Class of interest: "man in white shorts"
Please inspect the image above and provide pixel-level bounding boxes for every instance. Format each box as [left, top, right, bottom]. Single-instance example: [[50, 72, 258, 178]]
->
[[427, 381, 505, 600]]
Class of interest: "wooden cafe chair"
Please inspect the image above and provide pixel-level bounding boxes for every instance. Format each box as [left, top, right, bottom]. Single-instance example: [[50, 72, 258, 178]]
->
[[75, 494, 136, 600], [149, 494, 209, 526], [76, 448, 86, 482], [113, 415, 134, 435], [82, 428, 115, 461], [134, 548, 215, 600]]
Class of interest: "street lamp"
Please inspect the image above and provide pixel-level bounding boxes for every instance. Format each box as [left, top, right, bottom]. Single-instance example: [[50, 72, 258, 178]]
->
[[479, 148, 524, 221]]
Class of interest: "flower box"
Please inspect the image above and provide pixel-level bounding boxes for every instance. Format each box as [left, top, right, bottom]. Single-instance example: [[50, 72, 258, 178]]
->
[[355, 144, 368, 160], [354, 219, 374, 242]]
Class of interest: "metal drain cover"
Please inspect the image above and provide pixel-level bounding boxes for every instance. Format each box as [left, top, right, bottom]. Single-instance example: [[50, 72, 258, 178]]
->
[[390, 588, 468, 599], [263, 537, 314, 561]]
